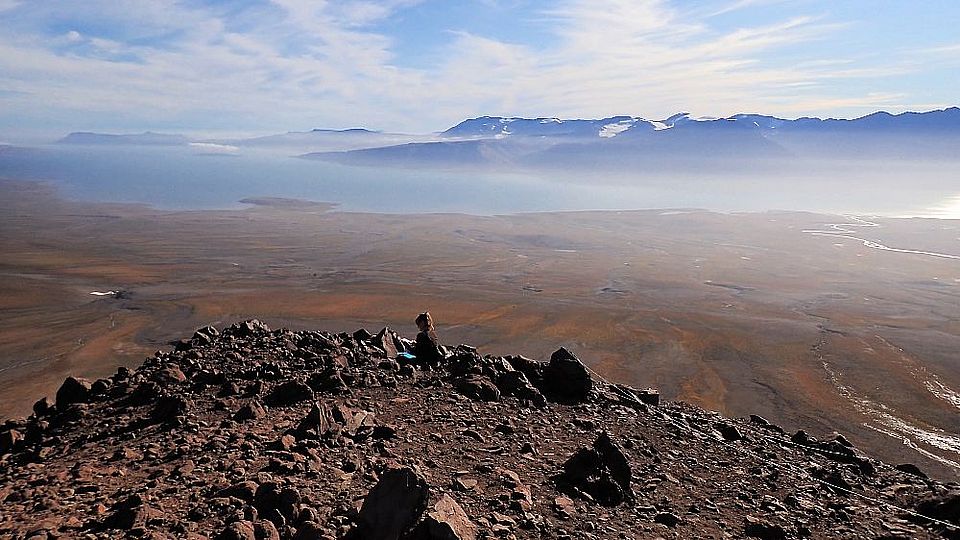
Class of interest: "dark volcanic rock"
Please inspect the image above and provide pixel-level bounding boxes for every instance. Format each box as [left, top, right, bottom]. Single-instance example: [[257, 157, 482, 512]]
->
[[216, 520, 257, 540], [55, 376, 92, 408], [413, 494, 477, 540], [234, 400, 267, 422], [129, 381, 162, 405], [266, 380, 315, 406], [716, 423, 743, 442], [234, 319, 270, 338], [372, 327, 399, 359], [0, 428, 23, 454], [654, 511, 681, 527], [294, 403, 336, 440], [895, 463, 927, 478], [103, 494, 147, 530], [32, 396, 52, 417], [915, 491, 960, 527], [543, 348, 592, 403], [495, 371, 546, 407], [556, 431, 633, 506], [744, 516, 788, 539], [455, 376, 500, 402], [356, 466, 429, 540], [218, 481, 259, 502], [152, 394, 190, 422]]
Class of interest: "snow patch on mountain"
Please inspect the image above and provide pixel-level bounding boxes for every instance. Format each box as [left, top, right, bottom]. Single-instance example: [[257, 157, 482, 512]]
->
[[599, 118, 638, 138]]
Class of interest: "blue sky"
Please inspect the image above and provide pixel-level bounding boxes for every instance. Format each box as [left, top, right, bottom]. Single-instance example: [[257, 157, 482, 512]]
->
[[0, 0, 958, 140]]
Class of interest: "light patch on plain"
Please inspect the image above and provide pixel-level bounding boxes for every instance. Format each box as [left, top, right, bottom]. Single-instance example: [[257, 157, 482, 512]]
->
[[822, 360, 960, 471], [90, 291, 116, 296]]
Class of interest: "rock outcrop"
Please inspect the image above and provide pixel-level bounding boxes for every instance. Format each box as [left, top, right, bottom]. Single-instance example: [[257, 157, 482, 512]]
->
[[0, 320, 957, 539]]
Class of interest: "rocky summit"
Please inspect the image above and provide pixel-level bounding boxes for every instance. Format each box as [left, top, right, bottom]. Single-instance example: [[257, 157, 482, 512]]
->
[[1, 320, 958, 540]]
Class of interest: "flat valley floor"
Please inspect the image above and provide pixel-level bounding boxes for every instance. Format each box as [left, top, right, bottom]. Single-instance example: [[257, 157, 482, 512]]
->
[[1, 179, 959, 479]]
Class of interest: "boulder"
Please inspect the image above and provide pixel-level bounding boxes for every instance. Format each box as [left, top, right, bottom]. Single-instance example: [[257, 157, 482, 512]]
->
[[716, 423, 743, 442], [153, 365, 187, 385], [128, 381, 162, 406], [744, 516, 788, 539], [295, 403, 337, 440], [495, 371, 546, 407], [353, 328, 373, 342], [455, 376, 500, 402], [654, 512, 681, 527], [32, 397, 52, 418], [307, 370, 349, 394], [152, 395, 190, 422], [217, 481, 259, 502], [331, 404, 377, 441], [234, 400, 267, 422], [254, 482, 300, 524], [413, 494, 477, 540], [89, 378, 112, 397], [373, 327, 399, 359], [265, 380, 315, 406], [556, 431, 633, 506], [593, 432, 633, 499], [103, 494, 147, 530], [543, 348, 592, 403], [915, 491, 960, 527], [0, 428, 23, 454], [55, 377, 92, 408], [292, 521, 326, 540], [234, 319, 270, 338], [356, 466, 429, 540], [215, 520, 257, 540], [254, 520, 280, 540], [895, 463, 927, 479]]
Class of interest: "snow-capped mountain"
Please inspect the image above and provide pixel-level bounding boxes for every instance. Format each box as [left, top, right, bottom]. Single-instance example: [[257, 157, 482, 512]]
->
[[305, 107, 960, 171], [442, 116, 659, 139], [442, 108, 960, 140]]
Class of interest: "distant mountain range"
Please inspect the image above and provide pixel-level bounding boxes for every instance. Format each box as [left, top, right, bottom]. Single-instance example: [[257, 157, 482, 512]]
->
[[439, 108, 960, 139], [305, 108, 960, 171], [56, 108, 960, 171]]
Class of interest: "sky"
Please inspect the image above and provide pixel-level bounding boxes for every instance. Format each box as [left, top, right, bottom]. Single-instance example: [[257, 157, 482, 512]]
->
[[0, 0, 958, 140]]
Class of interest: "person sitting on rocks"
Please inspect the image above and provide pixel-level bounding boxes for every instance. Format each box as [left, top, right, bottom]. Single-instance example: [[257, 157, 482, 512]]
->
[[413, 311, 444, 368]]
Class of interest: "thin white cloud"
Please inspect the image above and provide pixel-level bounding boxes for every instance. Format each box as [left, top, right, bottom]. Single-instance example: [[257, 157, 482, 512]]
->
[[924, 42, 960, 56], [709, 0, 794, 17]]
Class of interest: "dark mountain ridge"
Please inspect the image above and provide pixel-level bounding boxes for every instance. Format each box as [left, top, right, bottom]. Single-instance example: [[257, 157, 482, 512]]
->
[[2, 320, 958, 539]]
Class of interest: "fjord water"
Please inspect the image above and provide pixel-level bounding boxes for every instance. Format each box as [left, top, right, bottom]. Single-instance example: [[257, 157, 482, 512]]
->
[[1, 144, 958, 216]]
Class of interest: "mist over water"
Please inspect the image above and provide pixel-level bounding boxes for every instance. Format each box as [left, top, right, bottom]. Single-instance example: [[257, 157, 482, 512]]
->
[[0, 144, 958, 217]]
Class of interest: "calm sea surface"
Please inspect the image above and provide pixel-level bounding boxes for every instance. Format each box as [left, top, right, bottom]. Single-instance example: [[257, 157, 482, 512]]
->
[[1, 144, 958, 216]]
